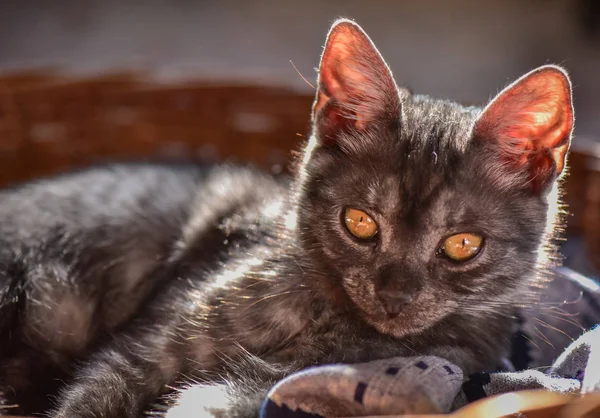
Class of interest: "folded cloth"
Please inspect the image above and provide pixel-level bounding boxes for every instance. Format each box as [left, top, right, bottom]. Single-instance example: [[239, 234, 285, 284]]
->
[[261, 356, 463, 417], [261, 268, 600, 418], [453, 326, 599, 410]]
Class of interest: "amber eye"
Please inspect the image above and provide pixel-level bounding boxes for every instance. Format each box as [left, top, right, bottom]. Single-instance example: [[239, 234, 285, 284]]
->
[[442, 233, 483, 261], [344, 208, 378, 239]]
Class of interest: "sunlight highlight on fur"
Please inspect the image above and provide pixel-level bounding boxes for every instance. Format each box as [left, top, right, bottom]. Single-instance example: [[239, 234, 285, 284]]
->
[[213, 257, 265, 289]]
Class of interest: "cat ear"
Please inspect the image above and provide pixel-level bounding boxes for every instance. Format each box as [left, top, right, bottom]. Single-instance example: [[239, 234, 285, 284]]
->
[[473, 65, 574, 193], [312, 19, 401, 145]]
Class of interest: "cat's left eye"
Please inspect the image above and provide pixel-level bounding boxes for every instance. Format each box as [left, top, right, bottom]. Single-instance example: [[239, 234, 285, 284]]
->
[[344, 208, 378, 239], [441, 233, 483, 262]]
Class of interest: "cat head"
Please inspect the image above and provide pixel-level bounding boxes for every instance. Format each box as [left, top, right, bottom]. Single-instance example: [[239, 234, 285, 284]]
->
[[296, 19, 574, 338]]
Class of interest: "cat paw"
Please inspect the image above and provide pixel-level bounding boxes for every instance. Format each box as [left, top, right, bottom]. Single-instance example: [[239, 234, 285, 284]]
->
[[165, 383, 261, 418], [165, 384, 230, 418]]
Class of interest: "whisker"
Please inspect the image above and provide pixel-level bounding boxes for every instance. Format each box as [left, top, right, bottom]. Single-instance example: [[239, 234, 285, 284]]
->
[[520, 332, 542, 352], [289, 60, 315, 89], [538, 312, 584, 331], [532, 317, 575, 342], [531, 324, 554, 348], [242, 290, 304, 310], [538, 306, 580, 318]]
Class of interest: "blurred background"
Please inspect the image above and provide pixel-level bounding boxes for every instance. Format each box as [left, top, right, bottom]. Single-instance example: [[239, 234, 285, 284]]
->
[[0, 0, 599, 277]]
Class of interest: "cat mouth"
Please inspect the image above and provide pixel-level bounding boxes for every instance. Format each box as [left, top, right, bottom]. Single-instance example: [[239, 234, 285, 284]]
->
[[371, 302, 423, 323], [364, 303, 449, 338], [367, 308, 420, 325], [371, 316, 430, 338]]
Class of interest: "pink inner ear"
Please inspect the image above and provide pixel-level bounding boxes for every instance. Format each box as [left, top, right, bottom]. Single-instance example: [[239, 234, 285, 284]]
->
[[312, 21, 399, 132], [318, 34, 367, 99], [313, 26, 371, 128], [476, 67, 573, 177]]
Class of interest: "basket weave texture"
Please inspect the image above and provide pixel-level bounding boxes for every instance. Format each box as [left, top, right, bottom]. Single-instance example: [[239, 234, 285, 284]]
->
[[0, 71, 314, 186]]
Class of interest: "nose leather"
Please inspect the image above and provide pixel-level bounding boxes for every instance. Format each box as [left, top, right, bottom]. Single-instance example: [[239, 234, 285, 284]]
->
[[377, 289, 415, 315], [376, 264, 423, 315]]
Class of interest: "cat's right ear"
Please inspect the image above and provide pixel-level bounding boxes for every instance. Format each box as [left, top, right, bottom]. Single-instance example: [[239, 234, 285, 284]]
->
[[311, 19, 402, 145]]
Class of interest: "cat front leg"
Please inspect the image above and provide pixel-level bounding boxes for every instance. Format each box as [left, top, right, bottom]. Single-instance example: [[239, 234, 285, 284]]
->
[[49, 329, 195, 418], [49, 287, 216, 418]]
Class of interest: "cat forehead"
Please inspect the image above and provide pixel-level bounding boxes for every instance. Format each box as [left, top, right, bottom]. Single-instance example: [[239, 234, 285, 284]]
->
[[402, 96, 480, 151], [340, 96, 480, 166], [335, 96, 480, 161], [323, 97, 487, 207]]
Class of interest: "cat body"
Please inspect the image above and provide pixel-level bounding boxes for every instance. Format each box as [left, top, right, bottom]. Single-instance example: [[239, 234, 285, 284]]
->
[[0, 19, 574, 417], [0, 163, 285, 414]]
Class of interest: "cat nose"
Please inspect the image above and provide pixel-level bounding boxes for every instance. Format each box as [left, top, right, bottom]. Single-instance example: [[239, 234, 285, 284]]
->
[[376, 289, 416, 315]]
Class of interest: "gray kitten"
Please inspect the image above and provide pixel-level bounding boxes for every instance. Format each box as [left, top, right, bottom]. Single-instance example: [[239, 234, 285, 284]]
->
[[0, 19, 573, 417]]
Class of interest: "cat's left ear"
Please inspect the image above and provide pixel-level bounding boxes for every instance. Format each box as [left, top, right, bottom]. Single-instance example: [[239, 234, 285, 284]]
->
[[312, 19, 402, 145], [473, 65, 574, 193]]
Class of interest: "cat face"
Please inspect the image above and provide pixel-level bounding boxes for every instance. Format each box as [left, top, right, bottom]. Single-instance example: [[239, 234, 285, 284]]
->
[[297, 19, 574, 338]]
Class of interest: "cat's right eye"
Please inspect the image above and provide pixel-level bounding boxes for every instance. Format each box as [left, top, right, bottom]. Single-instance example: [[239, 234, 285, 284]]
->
[[344, 208, 378, 239]]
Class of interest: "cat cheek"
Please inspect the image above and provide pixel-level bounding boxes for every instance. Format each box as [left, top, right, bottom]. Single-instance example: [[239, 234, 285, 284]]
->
[[342, 275, 378, 310]]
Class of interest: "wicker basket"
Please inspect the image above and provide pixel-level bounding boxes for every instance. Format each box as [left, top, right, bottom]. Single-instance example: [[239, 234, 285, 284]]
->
[[0, 71, 314, 186]]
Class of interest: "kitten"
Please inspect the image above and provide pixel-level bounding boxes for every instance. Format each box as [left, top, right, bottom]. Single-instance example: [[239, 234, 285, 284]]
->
[[0, 19, 573, 418]]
